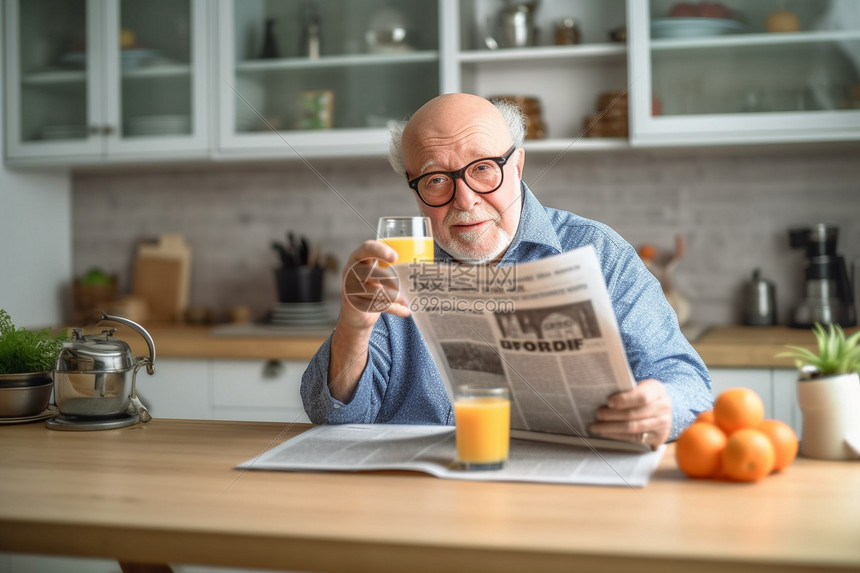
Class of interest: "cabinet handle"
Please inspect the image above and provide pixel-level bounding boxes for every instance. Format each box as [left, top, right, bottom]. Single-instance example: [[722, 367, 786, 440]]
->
[[101, 125, 115, 136], [262, 359, 284, 379], [89, 125, 101, 135]]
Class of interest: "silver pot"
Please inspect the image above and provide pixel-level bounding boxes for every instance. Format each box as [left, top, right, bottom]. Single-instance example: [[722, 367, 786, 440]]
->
[[53, 313, 155, 420]]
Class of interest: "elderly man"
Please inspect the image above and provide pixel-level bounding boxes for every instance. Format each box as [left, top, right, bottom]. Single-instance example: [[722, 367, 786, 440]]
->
[[301, 93, 712, 446]]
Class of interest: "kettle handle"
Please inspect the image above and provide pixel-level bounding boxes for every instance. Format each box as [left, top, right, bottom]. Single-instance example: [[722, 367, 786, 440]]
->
[[101, 312, 156, 375]]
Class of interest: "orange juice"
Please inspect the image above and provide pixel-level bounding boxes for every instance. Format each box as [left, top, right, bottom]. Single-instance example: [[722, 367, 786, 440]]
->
[[454, 396, 511, 466], [380, 237, 434, 264]]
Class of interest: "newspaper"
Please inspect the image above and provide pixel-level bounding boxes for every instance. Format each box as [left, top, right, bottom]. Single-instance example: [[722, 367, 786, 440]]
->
[[237, 424, 665, 487], [393, 245, 649, 453]]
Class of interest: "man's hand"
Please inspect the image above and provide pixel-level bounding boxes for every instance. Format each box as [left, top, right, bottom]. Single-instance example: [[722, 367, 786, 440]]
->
[[340, 240, 411, 330], [589, 379, 672, 447]]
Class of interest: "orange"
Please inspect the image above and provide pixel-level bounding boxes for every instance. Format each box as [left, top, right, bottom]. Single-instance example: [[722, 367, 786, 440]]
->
[[637, 244, 658, 261], [757, 419, 798, 472], [675, 422, 727, 479], [713, 387, 765, 435], [721, 428, 775, 482], [696, 410, 715, 424]]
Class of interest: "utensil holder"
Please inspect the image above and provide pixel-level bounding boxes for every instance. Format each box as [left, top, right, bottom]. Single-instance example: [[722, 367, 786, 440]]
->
[[275, 267, 324, 303]]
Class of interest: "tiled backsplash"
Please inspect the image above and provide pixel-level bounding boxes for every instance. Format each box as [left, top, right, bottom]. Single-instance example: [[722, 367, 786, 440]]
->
[[72, 146, 860, 325]]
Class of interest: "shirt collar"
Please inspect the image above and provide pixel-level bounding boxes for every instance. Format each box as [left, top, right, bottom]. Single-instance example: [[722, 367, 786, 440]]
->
[[434, 181, 562, 264], [502, 181, 563, 260]]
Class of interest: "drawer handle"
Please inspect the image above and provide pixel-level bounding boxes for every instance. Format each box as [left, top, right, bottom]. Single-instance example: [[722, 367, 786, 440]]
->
[[262, 359, 284, 379]]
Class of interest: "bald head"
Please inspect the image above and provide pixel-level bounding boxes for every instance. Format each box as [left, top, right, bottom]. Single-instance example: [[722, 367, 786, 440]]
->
[[387, 94, 526, 177], [399, 95, 511, 178]]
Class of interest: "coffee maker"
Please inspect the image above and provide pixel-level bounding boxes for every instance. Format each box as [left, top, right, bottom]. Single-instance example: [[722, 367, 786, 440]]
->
[[789, 224, 856, 328]]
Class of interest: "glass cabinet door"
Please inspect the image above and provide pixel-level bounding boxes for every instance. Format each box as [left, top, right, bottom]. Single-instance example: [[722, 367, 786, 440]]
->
[[5, 0, 103, 157], [107, 0, 208, 154], [221, 0, 439, 155], [629, 0, 860, 145]]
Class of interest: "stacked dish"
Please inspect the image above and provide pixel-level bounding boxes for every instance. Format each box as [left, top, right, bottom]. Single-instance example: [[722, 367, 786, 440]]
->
[[121, 48, 160, 69], [651, 18, 744, 39], [126, 115, 191, 137], [41, 124, 88, 140], [268, 302, 333, 326]]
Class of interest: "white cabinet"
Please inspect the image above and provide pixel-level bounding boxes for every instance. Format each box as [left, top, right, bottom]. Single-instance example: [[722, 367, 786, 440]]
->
[[210, 358, 310, 423], [4, 0, 210, 163], [627, 0, 860, 146], [709, 367, 801, 434], [7, 0, 860, 166], [138, 357, 310, 423], [215, 0, 441, 159], [451, 0, 630, 151], [140, 358, 211, 420]]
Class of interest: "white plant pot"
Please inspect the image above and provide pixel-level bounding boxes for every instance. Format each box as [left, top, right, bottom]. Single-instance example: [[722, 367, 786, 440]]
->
[[796, 372, 860, 461]]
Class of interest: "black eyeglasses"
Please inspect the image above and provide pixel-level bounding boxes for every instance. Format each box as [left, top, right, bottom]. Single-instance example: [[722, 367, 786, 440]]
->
[[407, 146, 516, 208]]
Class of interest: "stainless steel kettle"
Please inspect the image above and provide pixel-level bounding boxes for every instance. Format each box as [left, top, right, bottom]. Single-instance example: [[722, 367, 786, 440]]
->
[[743, 268, 777, 326], [491, 1, 539, 48], [52, 313, 155, 422]]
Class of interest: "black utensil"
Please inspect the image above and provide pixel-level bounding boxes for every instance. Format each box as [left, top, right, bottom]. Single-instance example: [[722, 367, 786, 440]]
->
[[299, 237, 310, 265], [272, 241, 297, 267]]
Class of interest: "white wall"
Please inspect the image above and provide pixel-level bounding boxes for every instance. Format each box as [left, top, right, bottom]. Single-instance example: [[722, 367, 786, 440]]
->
[[0, 2, 73, 328]]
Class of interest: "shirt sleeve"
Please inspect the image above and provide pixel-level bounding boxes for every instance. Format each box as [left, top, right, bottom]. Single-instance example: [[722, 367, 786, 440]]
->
[[300, 323, 394, 424], [596, 233, 714, 441]]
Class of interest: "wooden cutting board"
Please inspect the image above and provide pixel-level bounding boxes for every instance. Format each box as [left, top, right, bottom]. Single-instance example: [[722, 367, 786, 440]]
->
[[132, 234, 191, 322]]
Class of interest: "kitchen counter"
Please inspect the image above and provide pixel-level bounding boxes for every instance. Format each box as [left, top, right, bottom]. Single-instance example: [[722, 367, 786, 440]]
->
[[2, 419, 859, 572], [101, 322, 838, 369]]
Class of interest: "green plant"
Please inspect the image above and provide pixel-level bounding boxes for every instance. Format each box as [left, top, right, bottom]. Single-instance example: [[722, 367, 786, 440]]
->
[[0, 309, 67, 374], [777, 323, 860, 380]]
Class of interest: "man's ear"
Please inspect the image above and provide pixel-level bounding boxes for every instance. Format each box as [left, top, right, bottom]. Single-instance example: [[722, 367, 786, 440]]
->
[[516, 147, 526, 178]]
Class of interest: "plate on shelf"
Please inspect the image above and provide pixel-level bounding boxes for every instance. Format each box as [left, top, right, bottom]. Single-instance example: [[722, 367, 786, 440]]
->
[[41, 124, 88, 140], [268, 302, 334, 326], [59, 51, 86, 68], [121, 49, 161, 69], [651, 18, 744, 39], [126, 114, 191, 136]]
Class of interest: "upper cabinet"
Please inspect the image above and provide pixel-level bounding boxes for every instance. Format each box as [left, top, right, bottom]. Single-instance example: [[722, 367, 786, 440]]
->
[[216, 0, 441, 158], [5, 0, 860, 166], [4, 0, 209, 163], [450, 0, 630, 152], [628, 0, 860, 145]]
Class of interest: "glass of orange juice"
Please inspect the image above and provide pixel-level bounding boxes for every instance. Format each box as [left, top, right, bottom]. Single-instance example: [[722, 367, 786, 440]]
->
[[454, 385, 511, 470], [377, 216, 434, 264]]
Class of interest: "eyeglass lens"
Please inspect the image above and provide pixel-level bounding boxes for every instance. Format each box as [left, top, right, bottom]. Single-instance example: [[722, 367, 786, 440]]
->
[[417, 158, 504, 205]]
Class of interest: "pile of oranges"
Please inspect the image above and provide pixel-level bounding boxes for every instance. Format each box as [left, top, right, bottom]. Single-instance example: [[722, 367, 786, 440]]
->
[[676, 387, 798, 482]]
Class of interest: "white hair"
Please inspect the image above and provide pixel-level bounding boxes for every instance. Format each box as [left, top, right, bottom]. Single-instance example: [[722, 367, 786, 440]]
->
[[387, 98, 527, 176]]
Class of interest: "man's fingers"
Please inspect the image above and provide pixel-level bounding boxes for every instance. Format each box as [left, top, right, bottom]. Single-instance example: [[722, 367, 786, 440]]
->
[[595, 403, 656, 422], [606, 378, 662, 409]]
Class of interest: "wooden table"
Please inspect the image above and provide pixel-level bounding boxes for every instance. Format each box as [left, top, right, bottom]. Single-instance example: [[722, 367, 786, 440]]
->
[[1, 419, 859, 573]]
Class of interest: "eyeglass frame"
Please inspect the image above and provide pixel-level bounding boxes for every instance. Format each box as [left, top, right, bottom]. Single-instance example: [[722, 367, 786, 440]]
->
[[406, 145, 517, 208]]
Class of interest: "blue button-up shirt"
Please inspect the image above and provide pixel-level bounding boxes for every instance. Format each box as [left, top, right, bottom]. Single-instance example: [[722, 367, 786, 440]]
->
[[301, 184, 712, 440]]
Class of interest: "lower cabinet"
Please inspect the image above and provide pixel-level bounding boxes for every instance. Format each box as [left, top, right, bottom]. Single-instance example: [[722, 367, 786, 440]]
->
[[139, 358, 310, 423], [709, 368, 800, 434]]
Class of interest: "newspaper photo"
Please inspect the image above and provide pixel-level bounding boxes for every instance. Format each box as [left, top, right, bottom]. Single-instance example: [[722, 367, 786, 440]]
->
[[393, 245, 649, 453]]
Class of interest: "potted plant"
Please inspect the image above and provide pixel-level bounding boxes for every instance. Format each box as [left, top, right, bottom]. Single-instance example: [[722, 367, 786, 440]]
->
[[777, 323, 860, 460], [0, 309, 67, 418]]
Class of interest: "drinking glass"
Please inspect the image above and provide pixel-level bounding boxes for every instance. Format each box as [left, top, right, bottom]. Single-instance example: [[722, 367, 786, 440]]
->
[[454, 385, 511, 470], [377, 216, 434, 264]]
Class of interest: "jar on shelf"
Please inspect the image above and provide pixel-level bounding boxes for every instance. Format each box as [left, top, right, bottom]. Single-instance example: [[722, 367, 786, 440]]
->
[[554, 18, 580, 46]]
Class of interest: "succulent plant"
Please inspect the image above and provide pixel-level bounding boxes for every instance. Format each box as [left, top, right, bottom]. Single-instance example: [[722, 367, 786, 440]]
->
[[777, 323, 860, 380]]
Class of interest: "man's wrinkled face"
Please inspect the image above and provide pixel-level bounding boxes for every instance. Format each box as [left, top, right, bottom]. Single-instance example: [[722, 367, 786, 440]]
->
[[404, 137, 523, 264]]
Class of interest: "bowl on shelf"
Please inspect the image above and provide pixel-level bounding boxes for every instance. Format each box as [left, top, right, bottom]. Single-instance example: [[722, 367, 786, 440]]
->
[[651, 18, 744, 39]]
